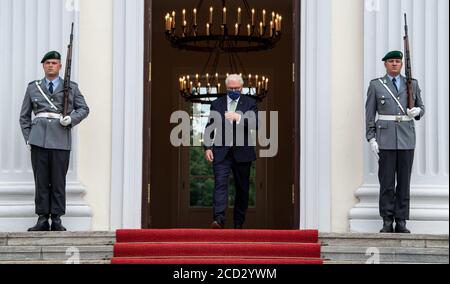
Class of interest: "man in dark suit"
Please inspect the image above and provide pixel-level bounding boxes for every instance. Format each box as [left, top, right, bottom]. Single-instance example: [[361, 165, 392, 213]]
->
[[203, 74, 258, 229]]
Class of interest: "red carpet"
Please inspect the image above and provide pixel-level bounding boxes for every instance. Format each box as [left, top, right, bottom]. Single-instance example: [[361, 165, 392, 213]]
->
[[112, 229, 323, 265]]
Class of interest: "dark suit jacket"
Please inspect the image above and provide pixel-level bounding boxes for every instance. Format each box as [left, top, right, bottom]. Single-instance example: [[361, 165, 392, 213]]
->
[[203, 95, 259, 163]]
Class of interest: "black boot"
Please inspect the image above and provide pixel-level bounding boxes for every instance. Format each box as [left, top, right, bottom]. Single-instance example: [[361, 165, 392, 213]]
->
[[395, 219, 411, 234], [380, 217, 394, 233], [51, 215, 67, 231], [28, 215, 50, 232]]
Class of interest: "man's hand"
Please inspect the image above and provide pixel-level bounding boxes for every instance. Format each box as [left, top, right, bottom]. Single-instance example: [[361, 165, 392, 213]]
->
[[205, 150, 214, 163], [225, 112, 241, 123], [407, 107, 421, 119], [60, 116, 72, 127], [369, 138, 380, 160]]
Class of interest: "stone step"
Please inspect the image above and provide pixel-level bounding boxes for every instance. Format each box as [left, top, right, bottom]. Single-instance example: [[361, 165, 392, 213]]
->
[[0, 260, 111, 265], [0, 246, 113, 262], [324, 260, 443, 265], [321, 246, 449, 264], [0, 232, 116, 246], [320, 233, 449, 248]]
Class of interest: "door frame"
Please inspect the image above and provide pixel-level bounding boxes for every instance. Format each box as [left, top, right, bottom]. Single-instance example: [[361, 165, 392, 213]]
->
[[141, 0, 301, 229]]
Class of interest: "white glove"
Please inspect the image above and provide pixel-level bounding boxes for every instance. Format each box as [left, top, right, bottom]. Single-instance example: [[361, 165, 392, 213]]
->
[[60, 116, 72, 127], [369, 138, 380, 160], [407, 107, 421, 119]]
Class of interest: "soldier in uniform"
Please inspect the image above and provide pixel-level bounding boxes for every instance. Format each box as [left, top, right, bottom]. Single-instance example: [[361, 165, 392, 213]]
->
[[366, 50, 425, 234], [19, 51, 89, 231]]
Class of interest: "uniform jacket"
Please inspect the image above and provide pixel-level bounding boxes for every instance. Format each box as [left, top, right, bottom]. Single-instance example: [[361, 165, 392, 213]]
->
[[366, 75, 425, 150], [19, 78, 89, 151]]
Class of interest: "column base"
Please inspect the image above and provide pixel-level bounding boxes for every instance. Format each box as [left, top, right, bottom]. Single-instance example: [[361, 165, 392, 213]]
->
[[350, 219, 449, 235], [349, 185, 449, 235], [0, 182, 92, 232]]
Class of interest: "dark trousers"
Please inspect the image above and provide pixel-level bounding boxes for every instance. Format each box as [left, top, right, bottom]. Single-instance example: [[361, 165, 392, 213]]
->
[[379, 150, 414, 220], [31, 146, 71, 216], [213, 149, 252, 226]]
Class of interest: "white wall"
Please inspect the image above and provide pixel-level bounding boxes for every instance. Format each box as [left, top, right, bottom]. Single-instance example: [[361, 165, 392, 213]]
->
[[78, 0, 113, 231], [330, 0, 364, 233]]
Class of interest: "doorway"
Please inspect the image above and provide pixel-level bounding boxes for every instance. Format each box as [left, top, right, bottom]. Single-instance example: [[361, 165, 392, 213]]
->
[[142, 0, 300, 229]]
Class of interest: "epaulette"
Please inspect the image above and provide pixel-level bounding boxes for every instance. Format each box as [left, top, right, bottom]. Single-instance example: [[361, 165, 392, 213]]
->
[[28, 80, 40, 86]]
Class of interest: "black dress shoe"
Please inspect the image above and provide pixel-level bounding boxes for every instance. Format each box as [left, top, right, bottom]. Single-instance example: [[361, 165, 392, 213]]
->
[[28, 215, 50, 232], [395, 219, 411, 234], [380, 217, 394, 233], [234, 224, 243, 230], [51, 216, 67, 231], [211, 220, 224, 229]]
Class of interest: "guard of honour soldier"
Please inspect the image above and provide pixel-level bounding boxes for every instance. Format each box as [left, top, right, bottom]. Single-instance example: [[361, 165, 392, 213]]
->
[[366, 50, 425, 234], [19, 51, 89, 231]]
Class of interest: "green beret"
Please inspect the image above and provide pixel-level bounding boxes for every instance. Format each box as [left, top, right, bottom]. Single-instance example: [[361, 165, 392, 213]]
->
[[41, 51, 61, 63], [382, 50, 403, 61]]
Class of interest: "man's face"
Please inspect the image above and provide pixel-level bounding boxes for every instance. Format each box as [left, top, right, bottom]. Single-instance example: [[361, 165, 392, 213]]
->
[[227, 80, 243, 92], [384, 59, 403, 76], [43, 60, 62, 78]]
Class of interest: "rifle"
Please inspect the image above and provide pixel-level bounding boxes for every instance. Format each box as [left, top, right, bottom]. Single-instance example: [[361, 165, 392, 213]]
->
[[404, 14, 414, 110], [63, 23, 74, 117]]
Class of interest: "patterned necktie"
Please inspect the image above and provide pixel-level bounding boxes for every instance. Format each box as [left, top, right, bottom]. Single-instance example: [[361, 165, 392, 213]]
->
[[49, 82, 54, 94], [392, 78, 398, 92], [230, 100, 238, 112]]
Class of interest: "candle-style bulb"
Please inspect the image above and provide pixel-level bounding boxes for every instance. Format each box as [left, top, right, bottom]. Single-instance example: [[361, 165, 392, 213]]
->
[[237, 7, 242, 25], [262, 10, 266, 26], [223, 7, 227, 25], [209, 7, 213, 24], [251, 9, 255, 26]]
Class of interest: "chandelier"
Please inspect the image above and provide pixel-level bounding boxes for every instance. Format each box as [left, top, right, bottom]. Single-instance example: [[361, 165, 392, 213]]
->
[[165, 0, 282, 104]]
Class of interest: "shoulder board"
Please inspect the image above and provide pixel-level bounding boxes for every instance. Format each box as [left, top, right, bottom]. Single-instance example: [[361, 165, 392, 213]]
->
[[371, 78, 383, 83], [28, 80, 40, 86], [69, 81, 79, 87]]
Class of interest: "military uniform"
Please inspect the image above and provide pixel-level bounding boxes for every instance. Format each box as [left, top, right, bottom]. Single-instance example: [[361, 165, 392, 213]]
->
[[366, 51, 425, 233], [19, 52, 89, 231]]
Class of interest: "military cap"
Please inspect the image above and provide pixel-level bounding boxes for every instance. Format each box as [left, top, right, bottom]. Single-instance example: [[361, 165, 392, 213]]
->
[[382, 50, 403, 61], [41, 51, 61, 63]]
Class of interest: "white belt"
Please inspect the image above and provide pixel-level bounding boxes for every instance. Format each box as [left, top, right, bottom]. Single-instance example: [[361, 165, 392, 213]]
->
[[378, 115, 412, 122], [35, 112, 62, 119]]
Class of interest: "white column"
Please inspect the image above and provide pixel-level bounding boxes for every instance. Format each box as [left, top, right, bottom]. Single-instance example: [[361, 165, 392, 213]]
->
[[349, 0, 449, 234], [110, 0, 144, 230], [300, 0, 332, 232], [0, 0, 92, 232]]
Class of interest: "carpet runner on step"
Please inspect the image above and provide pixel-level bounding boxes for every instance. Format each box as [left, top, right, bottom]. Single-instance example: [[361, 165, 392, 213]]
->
[[112, 229, 323, 265]]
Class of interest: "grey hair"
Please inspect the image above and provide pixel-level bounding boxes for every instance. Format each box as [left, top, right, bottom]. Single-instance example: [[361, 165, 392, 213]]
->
[[226, 74, 244, 87]]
